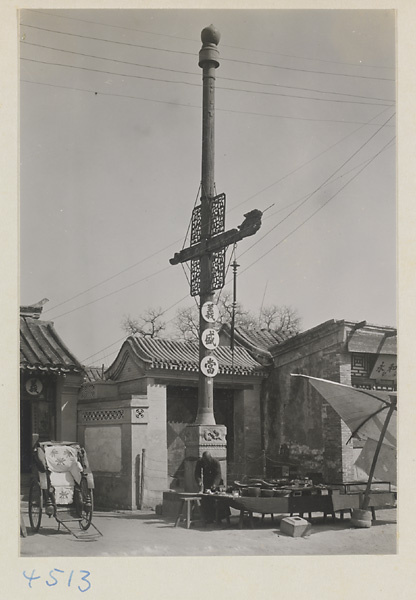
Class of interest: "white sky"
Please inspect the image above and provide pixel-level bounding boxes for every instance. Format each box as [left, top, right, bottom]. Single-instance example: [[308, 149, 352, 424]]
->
[[19, 8, 396, 367]]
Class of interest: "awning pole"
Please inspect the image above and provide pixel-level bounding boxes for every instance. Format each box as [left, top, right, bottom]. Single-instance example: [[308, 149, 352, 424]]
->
[[361, 397, 396, 511]]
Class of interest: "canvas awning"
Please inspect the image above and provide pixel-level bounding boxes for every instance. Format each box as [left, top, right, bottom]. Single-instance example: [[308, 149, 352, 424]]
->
[[292, 375, 396, 447], [292, 375, 397, 488]]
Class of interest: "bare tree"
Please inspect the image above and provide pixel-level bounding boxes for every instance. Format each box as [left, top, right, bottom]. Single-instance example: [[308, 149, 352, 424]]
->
[[174, 305, 200, 341], [259, 304, 301, 339], [123, 300, 301, 343], [121, 307, 166, 338], [174, 292, 257, 341]]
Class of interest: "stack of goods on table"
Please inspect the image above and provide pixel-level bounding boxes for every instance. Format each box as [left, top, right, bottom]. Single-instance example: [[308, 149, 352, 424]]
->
[[231, 478, 331, 498]]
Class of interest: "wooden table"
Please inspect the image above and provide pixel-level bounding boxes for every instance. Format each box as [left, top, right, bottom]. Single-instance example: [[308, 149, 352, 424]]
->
[[174, 493, 201, 529], [225, 491, 396, 529]]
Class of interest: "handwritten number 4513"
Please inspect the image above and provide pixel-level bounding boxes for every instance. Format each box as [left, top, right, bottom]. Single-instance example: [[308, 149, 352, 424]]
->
[[23, 569, 91, 592]]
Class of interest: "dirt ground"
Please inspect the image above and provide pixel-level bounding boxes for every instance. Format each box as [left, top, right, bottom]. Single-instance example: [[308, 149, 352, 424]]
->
[[20, 506, 397, 557]]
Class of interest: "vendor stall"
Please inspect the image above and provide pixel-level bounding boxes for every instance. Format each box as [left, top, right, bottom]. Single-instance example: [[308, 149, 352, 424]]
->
[[207, 486, 395, 529]]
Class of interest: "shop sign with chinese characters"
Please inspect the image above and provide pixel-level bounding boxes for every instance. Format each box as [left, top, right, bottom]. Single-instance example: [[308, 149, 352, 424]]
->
[[25, 377, 43, 396], [200, 356, 219, 377], [201, 301, 219, 323], [201, 328, 219, 350], [370, 355, 397, 381]]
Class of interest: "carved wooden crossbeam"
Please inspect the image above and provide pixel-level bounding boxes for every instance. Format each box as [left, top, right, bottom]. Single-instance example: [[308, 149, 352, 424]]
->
[[170, 210, 262, 265]]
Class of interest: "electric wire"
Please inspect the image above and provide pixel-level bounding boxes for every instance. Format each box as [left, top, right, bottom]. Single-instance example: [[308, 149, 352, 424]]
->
[[81, 291, 192, 363], [237, 135, 396, 277], [80, 137, 394, 367], [40, 106, 394, 320], [20, 42, 395, 106], [43, 238, 180, 314], [21, 55, 392, 107], [47, 264, 172, 321], [20, 15, 396, 367], [262, 149, 392, 223], [226, 105, 394, 215], [20, 23, 395, 82], [21, 79, 394, 127], [23, 9, 395, 71], [237, 112, 395, 259]]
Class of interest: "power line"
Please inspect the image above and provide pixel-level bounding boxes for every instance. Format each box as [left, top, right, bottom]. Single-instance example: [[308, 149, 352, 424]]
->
[[21, 55, 393, 107], [266, 139, 395, 220], [226, 105, 395, 214], [81, 335, 129, 363], [80, 290, 192, 362], [20, 92, 394, 325], [20, 23, 395, 82], [238, 112, 395, 259], [21, 80, 394, 127], [22, 40, 201, 77], [23, 8, 395, 71], [31, 107, 392, 322], [22, 40, 395, 104], [82, 138, 395, 366], [248, 137, 396, 255], [40, 107, 391, 323], [47, 264, 172, 321], [43, 238, 180, 314], [222, 56, 394, 82], [238, 135, 396, 277]]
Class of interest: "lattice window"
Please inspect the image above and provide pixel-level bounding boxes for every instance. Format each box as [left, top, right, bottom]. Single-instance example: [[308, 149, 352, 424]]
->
[[81, 409, 125, 422], [351, 353, 368, 377], [79, 384, 96, 400]]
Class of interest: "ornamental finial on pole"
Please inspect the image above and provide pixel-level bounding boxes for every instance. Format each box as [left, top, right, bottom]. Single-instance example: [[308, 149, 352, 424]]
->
[[199, 25, 221, 68]]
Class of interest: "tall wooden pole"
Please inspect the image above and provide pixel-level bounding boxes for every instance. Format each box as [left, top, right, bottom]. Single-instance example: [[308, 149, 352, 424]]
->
[[196, 25, 220, 425]]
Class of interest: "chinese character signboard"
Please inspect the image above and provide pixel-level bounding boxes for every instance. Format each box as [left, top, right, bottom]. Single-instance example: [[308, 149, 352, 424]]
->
[[370, 355, 397, 381], [201, 301, 219, 323], [201, 328, 219, 350], [200, 356, 219, 377], [25, 378, 43, 396]]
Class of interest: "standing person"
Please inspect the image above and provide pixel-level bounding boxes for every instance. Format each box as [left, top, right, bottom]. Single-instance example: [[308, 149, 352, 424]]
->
[[195, 451, 230, 524]]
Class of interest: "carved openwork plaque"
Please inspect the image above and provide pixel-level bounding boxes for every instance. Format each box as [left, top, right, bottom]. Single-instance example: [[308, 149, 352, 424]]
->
[[190, 193, 226, 296]]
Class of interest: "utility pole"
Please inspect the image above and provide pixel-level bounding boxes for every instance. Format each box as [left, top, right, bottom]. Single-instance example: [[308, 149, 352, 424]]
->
[[197, 25, 220, 424], [169, 25, 263, 490]]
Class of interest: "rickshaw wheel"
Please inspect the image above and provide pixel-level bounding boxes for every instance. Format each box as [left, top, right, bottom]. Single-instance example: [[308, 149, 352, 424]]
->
[[28, 480, 42, 532], [75, 477, 93, 530]]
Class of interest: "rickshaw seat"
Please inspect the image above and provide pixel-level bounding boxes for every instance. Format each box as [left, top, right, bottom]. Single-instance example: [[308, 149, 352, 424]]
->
[[44, 445, 84, 505]]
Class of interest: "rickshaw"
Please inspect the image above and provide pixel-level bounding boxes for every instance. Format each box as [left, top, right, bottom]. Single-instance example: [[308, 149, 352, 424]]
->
[[28, 438, 102, 539]]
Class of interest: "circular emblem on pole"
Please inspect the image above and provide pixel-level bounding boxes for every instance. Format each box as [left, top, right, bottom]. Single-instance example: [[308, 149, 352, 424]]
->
[[25, 377, 43, 396], [200, 356, 219, 377], [201, 301, 219, 323], [201, 328, 220, 350]]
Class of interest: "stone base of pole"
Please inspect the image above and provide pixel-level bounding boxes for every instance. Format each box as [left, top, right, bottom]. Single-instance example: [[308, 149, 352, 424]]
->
[[184, 424, 227, 492]]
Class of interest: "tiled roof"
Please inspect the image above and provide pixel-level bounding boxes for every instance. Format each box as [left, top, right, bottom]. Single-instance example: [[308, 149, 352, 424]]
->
[[232, 326, 284, 349], [20, 316, 82, 373], [219, 324, 281, 366], [348, 329, 397, 355], [83, 366, 105, 382], [126, 336, 266, 376]]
